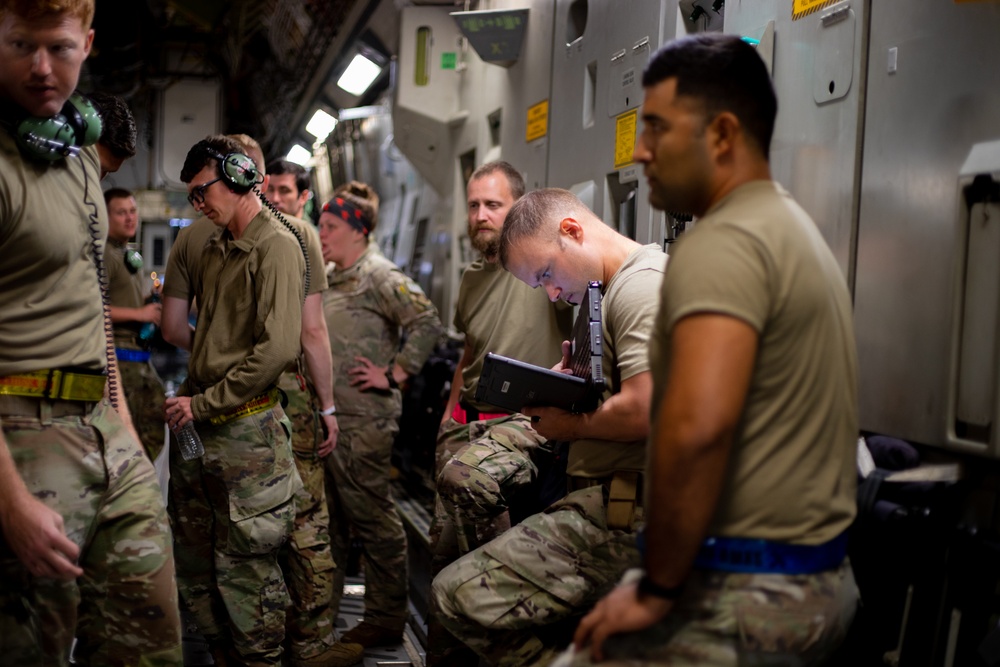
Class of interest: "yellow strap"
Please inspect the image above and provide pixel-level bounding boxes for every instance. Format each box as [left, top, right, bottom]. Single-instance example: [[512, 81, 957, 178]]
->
[[0, 370, 105, 401], [208, 388, 280, 426]]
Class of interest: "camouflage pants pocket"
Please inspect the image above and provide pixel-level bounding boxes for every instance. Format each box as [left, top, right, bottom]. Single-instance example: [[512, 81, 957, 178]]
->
[[290, 529, 336, 574], [226, 497, 295, 556], [732, 564, 858, 666], [734, 605, 824, 665]]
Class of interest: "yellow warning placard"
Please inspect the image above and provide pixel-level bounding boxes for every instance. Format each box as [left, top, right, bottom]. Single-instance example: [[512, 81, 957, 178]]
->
[[614, 109, 638, 170], [526, 100, 548, 142], [792, 0, 838, 19]]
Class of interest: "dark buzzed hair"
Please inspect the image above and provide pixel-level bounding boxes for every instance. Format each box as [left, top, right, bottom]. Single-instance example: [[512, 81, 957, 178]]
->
[[469, 160, 525, 200], [267, 159, 311, 195], [180, 135, 247, 184], [103, 187, 133, 206], [89, 92, 137, 159], [643, 33, 777, 158], [498, 188, 584, 268]]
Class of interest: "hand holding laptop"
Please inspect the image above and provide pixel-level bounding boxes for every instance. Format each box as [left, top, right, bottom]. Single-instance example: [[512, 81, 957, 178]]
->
[[553, 340, 574, 375], [476, 281, 605, 414]]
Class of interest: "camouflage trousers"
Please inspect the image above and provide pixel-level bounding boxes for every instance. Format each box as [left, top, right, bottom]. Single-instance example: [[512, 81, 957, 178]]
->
[[169, 406, 301, 666], [433, 485, 639, 667], [278, 371, 337, 660], [0, 397, 182, 666], [118, 357, 166, 460], [325, 414, 408, 631], [430, 414, 545, 570], [549, 561, 859, 667]]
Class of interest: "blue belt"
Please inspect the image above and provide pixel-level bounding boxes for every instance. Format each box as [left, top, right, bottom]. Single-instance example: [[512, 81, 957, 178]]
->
[[638, 530, 848, 575], [115, 348, 151, 363]]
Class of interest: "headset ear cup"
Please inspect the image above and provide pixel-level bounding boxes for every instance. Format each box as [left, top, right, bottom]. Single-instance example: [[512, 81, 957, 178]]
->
[[14, 115, 78, 161], [219, 152, 259, 193], [63, 94, 103, 147]]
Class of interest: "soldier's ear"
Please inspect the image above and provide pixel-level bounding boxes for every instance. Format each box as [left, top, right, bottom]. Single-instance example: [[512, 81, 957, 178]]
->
[[559, 217, 584, 244]]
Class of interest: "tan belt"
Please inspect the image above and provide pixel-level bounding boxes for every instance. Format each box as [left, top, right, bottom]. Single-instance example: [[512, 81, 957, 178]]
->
[[208, 388, 280, 426], [0, 369, 106, 402], [568, 470, 642, 531]]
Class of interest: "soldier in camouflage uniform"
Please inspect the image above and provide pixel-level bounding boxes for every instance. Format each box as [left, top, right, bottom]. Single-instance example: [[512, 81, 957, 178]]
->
[[319, 183, 442, 658], [426, 162, 573, 666], [0, 1, 182, 663], [104, 187, 167, 460], [563, 35, 858, 666], [233, 143, 341, 667], [432, 189, 665, 667], [165, 136, 306, 666]]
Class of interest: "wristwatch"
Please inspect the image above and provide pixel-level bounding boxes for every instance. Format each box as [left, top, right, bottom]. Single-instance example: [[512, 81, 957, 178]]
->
[[385, 367, 399, 389], [637, 574, 685, 600]]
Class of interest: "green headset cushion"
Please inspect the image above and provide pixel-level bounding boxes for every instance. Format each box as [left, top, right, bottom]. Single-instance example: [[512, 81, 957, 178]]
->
[[13, 93, 103, 161], [218, 152, 260, 190]]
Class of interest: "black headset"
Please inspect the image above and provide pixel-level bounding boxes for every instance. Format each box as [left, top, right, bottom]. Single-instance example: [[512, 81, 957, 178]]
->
[[3, 93, 103, 161], [209, 150, 263, 193]]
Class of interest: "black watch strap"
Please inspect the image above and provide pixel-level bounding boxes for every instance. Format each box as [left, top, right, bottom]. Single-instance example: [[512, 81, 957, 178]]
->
[[385, 367, 399, 389], [637, 574, 685, 600]]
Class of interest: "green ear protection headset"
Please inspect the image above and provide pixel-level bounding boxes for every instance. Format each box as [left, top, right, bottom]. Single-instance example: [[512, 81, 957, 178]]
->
[[209, 151, 263, 193], [7, 93, 103, 161]]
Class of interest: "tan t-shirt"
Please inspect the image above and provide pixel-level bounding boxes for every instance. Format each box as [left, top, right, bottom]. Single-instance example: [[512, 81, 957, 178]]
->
[[0, 135, 107, 374], [566, 244, 666, 478], [163, 212, 325, 302], [454, 259, 573, 411], [106, 238, 145, 344], [162, 216, 216, 302], [650, 180, 858, 545], [187, 209, 306, 420], [285, 214, 327, 296]]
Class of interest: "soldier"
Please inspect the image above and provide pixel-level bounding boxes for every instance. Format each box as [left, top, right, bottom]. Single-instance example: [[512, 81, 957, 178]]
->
[[164, 135, 305, 666], [89, 91, 135, 178], [319, 182, 443, 661], [234, 136, 344, 667], [427, 161, 572, 666], [0, 0, 182, 664], [431, 188, 666, 667], [104, 187, 167, 461], [266, 158, 313, 222], [560, 34, 859, 666]]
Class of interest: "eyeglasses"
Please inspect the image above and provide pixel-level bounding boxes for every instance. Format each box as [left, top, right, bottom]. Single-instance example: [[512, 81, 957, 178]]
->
[[187, 177, 222, 206]]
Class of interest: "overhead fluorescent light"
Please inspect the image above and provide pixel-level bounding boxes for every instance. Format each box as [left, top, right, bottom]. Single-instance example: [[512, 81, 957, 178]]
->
[[305, 109, 337, 141], [338, 105, 387, 121], [286, 144, 312, 166], [337, 53, 382, 96]]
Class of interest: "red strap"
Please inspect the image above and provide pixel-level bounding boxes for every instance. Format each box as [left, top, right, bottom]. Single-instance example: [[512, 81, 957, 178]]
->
[[450, 402, 508, 425]]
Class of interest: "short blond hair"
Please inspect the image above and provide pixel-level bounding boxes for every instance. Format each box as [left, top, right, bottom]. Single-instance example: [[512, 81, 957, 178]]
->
[[228, 134, 266, 178], [0, 0, 95, 30]]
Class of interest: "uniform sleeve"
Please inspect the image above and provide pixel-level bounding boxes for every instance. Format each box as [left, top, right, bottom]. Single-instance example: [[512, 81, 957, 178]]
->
[[661, 224, 772, 335], [604, 269, 661, 382], [302, 223, 327, 294], [374, 268, 443, 375], [162, 228, 191, 300], [191, 236, 305, 418]]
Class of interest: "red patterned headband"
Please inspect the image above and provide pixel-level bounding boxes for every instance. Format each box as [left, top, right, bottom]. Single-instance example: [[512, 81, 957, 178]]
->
[[322, 196, 371, 235]]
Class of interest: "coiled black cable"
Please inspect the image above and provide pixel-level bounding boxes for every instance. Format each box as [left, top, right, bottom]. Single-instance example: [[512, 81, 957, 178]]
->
[[77, 151, 120, 409], [255, 186, 310, 302]]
